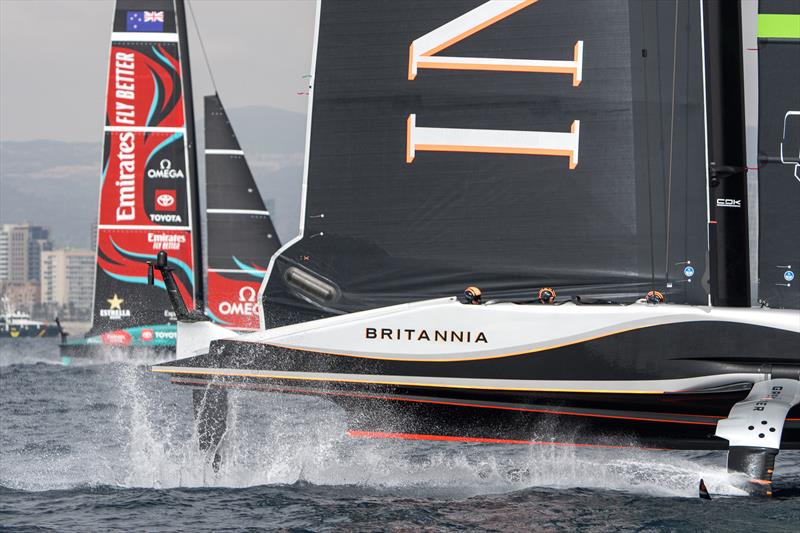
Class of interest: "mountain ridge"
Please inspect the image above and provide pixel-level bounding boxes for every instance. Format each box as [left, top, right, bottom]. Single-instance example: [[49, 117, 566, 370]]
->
[[0, 105, 306, 248]]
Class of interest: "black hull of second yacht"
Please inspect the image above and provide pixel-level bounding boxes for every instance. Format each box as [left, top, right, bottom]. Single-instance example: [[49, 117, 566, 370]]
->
[[155, 317, 800, 451]]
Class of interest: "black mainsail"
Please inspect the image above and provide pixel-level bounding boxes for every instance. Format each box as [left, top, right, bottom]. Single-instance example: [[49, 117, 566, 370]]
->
[[757, 0, 800, 309], [261, 0, 710, 322], [204, 94, 282, 330], [76, 0, 202, 351]]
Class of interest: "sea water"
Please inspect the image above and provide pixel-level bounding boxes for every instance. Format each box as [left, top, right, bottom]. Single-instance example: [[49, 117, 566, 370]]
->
[[1, 338, 799, 531]]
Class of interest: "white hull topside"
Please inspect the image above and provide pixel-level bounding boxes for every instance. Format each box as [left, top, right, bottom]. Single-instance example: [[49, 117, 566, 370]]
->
[[177, 298, 800, 362]]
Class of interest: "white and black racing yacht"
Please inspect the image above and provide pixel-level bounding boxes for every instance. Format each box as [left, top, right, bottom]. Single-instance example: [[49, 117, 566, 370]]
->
[[150, 0, 800, 495]]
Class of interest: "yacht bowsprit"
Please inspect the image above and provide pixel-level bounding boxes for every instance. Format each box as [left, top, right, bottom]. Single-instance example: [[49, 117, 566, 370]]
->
[[150, 0, 800, 495]]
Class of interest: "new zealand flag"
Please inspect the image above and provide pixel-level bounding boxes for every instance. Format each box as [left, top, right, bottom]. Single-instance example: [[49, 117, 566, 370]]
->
[[126, 11, 165, 32]]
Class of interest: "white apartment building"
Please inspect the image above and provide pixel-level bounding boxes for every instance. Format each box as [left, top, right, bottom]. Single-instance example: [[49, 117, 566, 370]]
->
[[40, 248, 95, 311]]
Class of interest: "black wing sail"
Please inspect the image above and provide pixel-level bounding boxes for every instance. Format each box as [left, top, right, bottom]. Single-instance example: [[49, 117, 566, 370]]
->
[[757, 0, 800, 309], [205, 94, 282, 329], [263, 0, 710, 324]]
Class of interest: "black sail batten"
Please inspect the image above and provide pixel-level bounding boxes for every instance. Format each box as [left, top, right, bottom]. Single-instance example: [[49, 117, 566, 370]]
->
[[757, 0, 800, 309], [204, 94, 282, 329], [261, 0, 710, 324], [88, 0, 202, 341]]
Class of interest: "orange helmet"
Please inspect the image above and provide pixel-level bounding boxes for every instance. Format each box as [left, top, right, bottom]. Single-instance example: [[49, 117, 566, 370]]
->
[[464, 286, 482, 304], [646, 290, 665, 303], [538, 287, 556, 304]]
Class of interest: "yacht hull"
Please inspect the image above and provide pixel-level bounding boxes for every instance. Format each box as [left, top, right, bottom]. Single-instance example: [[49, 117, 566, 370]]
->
[[60, 324, 177, 358], [169, 375, 800, 450], [154, 299, 800, 450]]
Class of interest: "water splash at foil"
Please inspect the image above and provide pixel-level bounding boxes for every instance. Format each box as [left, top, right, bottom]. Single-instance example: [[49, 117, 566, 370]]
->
[[3, 344, 794, 498]]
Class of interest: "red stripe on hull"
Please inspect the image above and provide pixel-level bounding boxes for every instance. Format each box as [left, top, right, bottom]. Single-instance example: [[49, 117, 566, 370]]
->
[[346, 430, 667, 450]]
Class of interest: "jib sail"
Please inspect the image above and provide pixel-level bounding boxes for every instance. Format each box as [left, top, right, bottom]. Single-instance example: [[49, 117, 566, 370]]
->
[[204, 94, 281, 330], [757, 0, 800, 309], [89, 0, 202, 343], [262, 0, 711, 322]]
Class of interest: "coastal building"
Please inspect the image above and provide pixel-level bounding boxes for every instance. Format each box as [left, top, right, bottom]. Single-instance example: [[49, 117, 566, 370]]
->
[[40, 248, 95, 314], [0, 223, 53, 283], [0, 229, 8, 281]]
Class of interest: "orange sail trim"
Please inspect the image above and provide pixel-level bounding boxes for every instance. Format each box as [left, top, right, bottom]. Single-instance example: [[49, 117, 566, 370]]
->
[[407, 114, 580, 167], [407, 43, 415, 82], [415, 144, 574, 159], [405, 114, 414, 163], [415, 40, 584, 86], [415, 61, 577, 75], [417, 0, 539, 60], [408, 1, 583, 86]]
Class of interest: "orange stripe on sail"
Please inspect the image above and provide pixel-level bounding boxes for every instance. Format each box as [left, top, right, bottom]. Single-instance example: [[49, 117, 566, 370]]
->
[[407, 42, 415, 80], [415, 144, 574, 165], [421, 0, 539, 58], [406, 115, 414, 163]]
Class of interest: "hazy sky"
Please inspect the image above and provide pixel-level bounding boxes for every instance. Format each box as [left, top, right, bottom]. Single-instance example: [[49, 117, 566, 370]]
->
[[0, 0, 760, 143], [0, 0, 316, 142]]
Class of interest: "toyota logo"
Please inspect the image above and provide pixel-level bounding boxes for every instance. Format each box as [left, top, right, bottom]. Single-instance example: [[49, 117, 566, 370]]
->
[[156, 193, 175, 207]]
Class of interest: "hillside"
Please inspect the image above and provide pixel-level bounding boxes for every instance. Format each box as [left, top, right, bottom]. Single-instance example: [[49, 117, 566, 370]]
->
[[0, 105, 307, 248]]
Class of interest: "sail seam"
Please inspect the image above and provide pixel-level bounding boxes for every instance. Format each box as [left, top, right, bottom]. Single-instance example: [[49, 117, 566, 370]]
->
[[205, 149, 244, 155], [664, 0, 680, 289], [699, 0, 712, 306], [104, 126, 185, 133], [98, 224, 191, 231], [111, 32, 178, 42], [641, 7, 657, 295], [206, 209, 270, 216]]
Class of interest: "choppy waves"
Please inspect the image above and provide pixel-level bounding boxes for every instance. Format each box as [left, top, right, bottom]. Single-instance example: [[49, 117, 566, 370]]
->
[[1, 340, 798, 530]]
